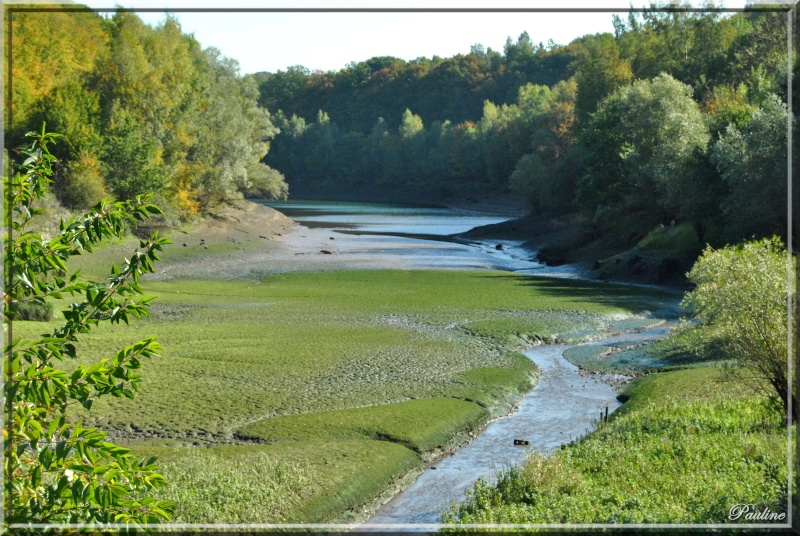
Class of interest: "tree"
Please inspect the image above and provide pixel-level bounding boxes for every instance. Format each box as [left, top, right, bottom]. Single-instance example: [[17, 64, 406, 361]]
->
[[4, 128, 174, 525], [510, 79, 578, 214], [679, 237, 795, 422], [711, 94, 789, 242], [574, 33, 632, 128], [190, 50, 285, 204], [577, 74, 710, 236]]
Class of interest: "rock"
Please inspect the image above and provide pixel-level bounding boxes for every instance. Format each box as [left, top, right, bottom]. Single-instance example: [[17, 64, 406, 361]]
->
[[320, 250, 334, 255], [495, 244, 503, 250]]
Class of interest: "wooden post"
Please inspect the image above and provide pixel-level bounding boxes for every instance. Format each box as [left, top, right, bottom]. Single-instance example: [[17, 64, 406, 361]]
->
[[604, 405, 609, 422]]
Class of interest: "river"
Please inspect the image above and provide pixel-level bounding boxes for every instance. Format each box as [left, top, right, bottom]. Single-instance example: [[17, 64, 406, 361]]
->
[[364, 326, 670, 529], [260, 199, 588, 278], [258, 199, 670, 528]]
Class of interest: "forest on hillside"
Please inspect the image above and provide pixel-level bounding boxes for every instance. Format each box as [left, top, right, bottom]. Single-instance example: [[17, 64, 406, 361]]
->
[[260, 9, 790, 251], [6, 7, 792, 270]]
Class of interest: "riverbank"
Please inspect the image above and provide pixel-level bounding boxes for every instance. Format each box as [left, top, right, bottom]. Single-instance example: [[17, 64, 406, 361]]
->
[[461, 212, 701, 289], [146, 198, 515, 279], [367, 326, 671, 525], [444, 363, 789, 525]]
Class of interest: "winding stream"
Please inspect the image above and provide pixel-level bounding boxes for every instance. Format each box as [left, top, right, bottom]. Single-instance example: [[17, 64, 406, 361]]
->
[[259, 200, 671, 527], [363, 325, 670, 528]]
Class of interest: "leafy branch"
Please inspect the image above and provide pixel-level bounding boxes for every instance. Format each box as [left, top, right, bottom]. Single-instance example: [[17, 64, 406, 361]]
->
[[4, 128, 175, 527]]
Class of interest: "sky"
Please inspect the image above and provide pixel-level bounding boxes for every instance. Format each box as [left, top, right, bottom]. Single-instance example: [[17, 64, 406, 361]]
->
[[10, 0, 756, 75], [130, 9, 620, 74]]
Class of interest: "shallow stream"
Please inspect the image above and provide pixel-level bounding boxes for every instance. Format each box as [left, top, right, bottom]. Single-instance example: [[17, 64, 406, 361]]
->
[[363, 325, 670, 528]]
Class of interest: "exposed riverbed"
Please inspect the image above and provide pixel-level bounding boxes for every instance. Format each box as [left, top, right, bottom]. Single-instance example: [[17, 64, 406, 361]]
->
[[259, 199, 589, 278], [149, 198, 676, 526], [252, 200, 672, 527]]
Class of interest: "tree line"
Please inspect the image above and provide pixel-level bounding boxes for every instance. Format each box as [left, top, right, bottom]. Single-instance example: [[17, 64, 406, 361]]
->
[[6, 8, 287, 217], [262, 9, 789, 247], [7, 7, 789, 250]]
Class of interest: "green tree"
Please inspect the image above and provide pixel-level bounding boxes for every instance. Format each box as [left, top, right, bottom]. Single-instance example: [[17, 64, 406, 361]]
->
[[510, 79, 578, 214], [614, 10, 737, 96], [191, 49, 285, 204], [398, 109, 424, 139], [727, 11, 789, 105], [102, 106, 165, 201], [574, 33, 632, 128], [4, 129, 174, 525], [679, 238, 795, 422], [711, 94, 789, 242], [577, 73, 709, 236]]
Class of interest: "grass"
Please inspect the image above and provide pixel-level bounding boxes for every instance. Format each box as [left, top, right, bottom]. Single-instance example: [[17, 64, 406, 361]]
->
[[614, 367, 747, 416], [635, 222, 702, 257], [450, 361, 536, 413], [237, 398, 489, 453], [125, 439, 422, 523], [139, 449, 316, 523], [12, 266, 677, 522], [444, 366, 790, 525], [15, 271, 674, 439]]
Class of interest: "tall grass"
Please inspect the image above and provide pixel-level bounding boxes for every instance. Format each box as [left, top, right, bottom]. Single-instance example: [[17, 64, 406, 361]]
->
[[148, 449, 315, 523]]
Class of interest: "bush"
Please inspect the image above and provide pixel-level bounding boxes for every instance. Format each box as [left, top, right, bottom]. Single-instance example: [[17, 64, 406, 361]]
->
[[58, 152, 110, 209], [678, 237, 795, 421]]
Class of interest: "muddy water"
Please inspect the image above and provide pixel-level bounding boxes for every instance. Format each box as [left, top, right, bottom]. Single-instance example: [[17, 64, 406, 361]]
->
[[363, 326, 669, 527]]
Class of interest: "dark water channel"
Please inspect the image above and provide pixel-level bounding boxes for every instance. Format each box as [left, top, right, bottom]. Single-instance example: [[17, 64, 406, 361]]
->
[[363, 326, 670, 528]]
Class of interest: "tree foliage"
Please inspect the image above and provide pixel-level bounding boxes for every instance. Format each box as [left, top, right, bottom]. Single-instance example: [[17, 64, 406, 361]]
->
[[711, 94, 789, 242], [13, 7, 789, 268], [4, 128, 174, 525], [678, 238, 795, 421], [262, 9, 788, 258], [578, 74, 710, 236], [8, 10, 287, 214]]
